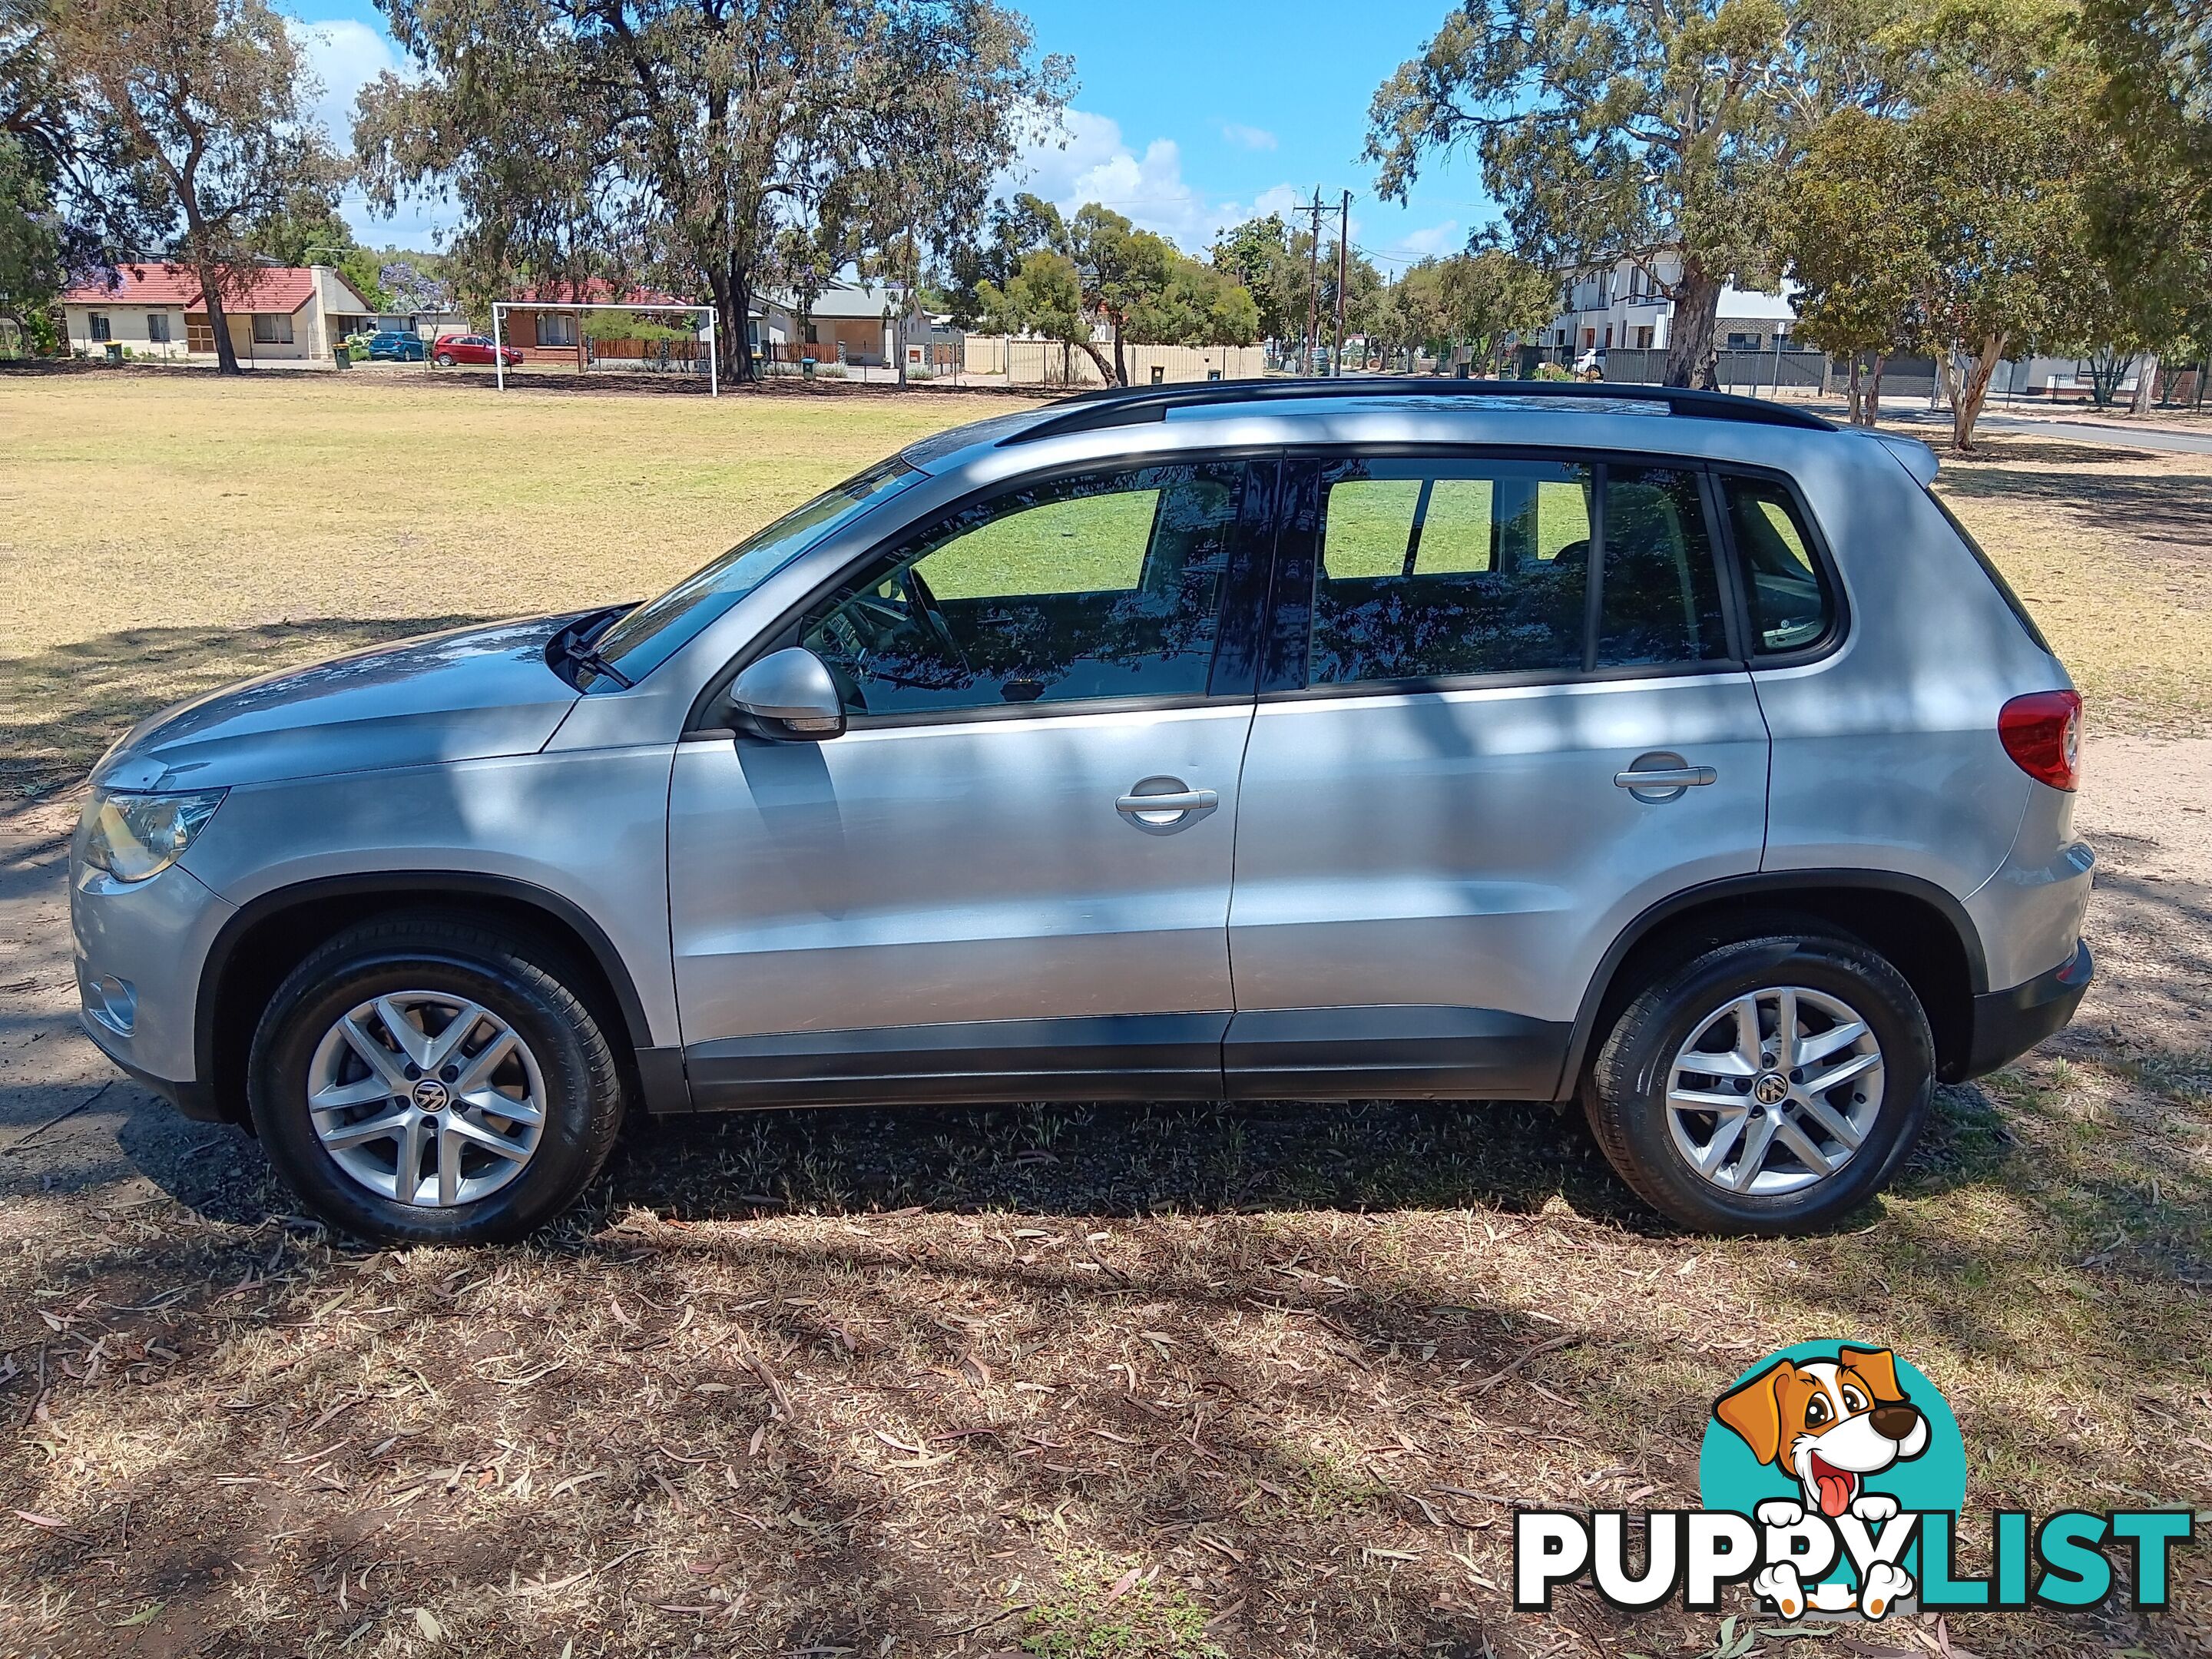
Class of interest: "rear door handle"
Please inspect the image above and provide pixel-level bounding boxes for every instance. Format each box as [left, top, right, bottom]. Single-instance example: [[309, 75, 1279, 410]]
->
[[1615, 751, 1717, 803], [1117, 776, 1219, 833]]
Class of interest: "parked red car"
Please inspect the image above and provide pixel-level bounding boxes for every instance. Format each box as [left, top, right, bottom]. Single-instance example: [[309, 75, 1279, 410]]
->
[[432, 333, 524, 367]]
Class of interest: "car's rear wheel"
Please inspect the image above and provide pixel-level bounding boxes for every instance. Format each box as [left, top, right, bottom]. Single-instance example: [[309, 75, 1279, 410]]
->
[[1583, 932, 1935, 1234], [435, 351, 454, 366], [247, 916, 624, 1244]]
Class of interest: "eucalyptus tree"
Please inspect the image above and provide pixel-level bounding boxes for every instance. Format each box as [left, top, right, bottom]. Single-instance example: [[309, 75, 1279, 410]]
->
[[1362, 0, 1947, 389], [45, 0, 340, 372], [358, 0, 1067, 381]]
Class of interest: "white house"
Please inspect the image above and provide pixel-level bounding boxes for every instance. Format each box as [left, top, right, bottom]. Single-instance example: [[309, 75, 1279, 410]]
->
[[60, 263, 376, 364], [1542, 253, 1800, 356]]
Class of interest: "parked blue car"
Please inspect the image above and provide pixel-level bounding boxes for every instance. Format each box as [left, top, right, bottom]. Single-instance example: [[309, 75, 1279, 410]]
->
[[363, 330, 428, 362]]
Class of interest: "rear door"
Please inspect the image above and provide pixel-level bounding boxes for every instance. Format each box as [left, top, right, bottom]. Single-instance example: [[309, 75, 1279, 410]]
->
[[667, 459, 1274, 1105], [1224, 449, 1770, 1098]]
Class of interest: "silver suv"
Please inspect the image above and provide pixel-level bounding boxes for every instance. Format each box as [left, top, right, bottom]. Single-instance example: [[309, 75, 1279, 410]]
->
[[70, 382, 2094, 1243]]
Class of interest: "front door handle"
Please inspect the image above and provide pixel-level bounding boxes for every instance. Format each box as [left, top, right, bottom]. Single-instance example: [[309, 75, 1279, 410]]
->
[[1117, 776, 1219, 833], [1615, 752, 1717, 803]]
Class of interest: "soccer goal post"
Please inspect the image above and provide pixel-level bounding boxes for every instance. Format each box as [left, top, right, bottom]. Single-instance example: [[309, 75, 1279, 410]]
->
[[490, 300, 719, 396]]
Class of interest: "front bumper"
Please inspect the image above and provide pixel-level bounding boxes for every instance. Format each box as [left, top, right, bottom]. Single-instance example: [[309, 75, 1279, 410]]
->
[[70, 853, 237, 1108], [1952, 938, 2092, 1081]]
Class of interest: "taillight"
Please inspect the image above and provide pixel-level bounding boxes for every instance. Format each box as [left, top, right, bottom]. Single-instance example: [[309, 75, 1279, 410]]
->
[[1999, 690, 2082, 791]]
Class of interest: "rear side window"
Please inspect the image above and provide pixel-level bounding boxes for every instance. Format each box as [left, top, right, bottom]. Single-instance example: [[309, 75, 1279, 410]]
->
[[1304, 457, 1728, 687], [1597, 464, 1730, 668], [1720, 475, 1834, 654]]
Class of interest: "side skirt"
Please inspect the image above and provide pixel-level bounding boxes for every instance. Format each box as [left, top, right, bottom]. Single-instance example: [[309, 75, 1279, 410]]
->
[[677, 1006, 1572, 1111]]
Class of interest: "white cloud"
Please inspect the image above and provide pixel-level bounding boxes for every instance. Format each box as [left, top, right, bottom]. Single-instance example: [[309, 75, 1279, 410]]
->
[[286, 18, 455, 250], [1220, 122, 1277, 152], [288, 18, 399, 149], [1005, 106, 1304, 253]]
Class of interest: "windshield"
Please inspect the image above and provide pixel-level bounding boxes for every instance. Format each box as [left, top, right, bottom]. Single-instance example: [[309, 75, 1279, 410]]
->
[[592, 455, 921, 680]]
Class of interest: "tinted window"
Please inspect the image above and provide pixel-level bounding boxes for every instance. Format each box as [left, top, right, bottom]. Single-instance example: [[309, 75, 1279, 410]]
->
[[800, 463, 1241, 717], [1723, 475, 1833, 653], [595, 456, 922, 681], [1305, 458, 1730, 686], [1597, 465, 1730, 667], [1309, 459, 1594, 684]]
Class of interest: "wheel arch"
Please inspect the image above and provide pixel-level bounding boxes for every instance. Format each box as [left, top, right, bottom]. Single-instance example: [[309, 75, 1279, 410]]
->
[[1561, 871, 1986, 1096], [197, 873, 661, 1124]]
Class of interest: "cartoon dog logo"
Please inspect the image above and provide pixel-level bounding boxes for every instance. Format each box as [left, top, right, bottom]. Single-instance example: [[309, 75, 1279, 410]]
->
[[1714, 1345, 1930, 1619]]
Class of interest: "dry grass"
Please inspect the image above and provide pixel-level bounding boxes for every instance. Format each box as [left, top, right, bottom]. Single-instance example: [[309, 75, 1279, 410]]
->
[[1932, 435, 2212, 736], [0, 366, 1035, 801], [1, 1041, 2207, 1657], [1, 372, 2208, 1656], [2, 370, 2210, 800]]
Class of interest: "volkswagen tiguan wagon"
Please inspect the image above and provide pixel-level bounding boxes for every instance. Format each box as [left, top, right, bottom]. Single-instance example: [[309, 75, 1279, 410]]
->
[[70, 380, 2093, 1243]]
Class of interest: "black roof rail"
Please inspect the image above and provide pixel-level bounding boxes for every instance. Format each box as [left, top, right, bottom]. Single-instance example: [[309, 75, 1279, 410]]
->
[[1000, 375, 1838, 444]]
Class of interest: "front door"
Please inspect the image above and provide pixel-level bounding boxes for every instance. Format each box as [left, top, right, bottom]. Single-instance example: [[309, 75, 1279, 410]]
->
[[668, 459, 1270, 1106], [1224, 450, 1771, 1098]]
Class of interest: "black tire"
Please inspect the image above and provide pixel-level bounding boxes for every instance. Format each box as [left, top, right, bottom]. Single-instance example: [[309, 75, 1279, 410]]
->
[[435, 351, 454, 366], [1583, 932, 1934, 1235], [247, 915, 624, 1245]]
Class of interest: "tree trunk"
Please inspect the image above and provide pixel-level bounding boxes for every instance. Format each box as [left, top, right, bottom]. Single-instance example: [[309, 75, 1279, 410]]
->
[[1111, 321, 1128, 388], [1075, 336, 1114, 385], [1847, 356, 1863, 426], [1941, 333, 2007, 453], [191, 254, 239, 375], [1868, 353, 1885, 425], [1664, 260, 1724, 389], [729, 263, 758, 385], [2131, 351, 2161, 416]]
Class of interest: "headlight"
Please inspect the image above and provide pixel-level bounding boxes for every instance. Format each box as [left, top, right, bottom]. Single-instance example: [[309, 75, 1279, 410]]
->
[[78, 789, 227, 883]]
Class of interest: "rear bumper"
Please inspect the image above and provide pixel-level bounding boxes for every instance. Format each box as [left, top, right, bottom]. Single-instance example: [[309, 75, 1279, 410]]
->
[[1951, 938, 2092, 1081]]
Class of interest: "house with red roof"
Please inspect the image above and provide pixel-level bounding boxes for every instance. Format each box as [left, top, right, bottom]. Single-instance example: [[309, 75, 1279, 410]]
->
[[59, 263, 377, 365]]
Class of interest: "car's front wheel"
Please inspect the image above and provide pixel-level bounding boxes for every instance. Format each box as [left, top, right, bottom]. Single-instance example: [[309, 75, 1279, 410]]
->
[[247, 916, 625, 1244], [1583, 932, 1935, 1234]]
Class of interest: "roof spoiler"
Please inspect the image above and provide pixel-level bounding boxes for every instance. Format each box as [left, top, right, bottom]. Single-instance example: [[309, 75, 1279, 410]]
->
[[1869, 431, 1941, 485]]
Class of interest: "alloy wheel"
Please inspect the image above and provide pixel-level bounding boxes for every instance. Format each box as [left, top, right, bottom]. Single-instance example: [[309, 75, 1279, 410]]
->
[[1664, 985, 1885, 1197], [304, 991, 545, 1207]]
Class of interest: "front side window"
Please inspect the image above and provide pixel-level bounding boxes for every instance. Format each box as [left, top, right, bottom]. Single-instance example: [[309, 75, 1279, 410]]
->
[[252, 313, 293, 344], [1304, 456, 1730, 687], [596, 455, 922, 681], [1721, 475, 1833, 653], [800, 463, 1243, 718]]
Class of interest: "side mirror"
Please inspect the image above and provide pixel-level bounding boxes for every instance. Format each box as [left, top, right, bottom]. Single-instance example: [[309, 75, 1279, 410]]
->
[[730, 647, 846, 740]]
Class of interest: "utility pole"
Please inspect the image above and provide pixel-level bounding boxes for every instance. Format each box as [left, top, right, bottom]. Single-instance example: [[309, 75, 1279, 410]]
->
[[1303, 187, 1324, 376], [1333, 190, 1351, 377]]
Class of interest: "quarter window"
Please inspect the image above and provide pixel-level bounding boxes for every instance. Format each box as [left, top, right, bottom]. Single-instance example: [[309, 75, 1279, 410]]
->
[[1721, 475, 1833, 653], [800, 463, 1243, 717]]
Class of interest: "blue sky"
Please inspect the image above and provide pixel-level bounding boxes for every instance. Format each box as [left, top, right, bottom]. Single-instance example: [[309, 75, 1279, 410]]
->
[[283, 0, 1500, 267]]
